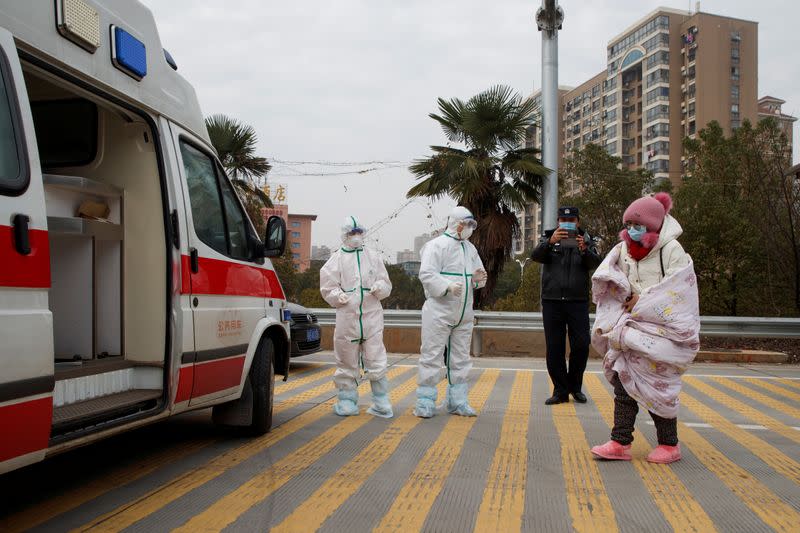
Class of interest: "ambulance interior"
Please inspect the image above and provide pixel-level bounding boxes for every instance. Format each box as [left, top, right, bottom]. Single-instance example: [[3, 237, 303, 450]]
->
[[23, 65, 166, 436]]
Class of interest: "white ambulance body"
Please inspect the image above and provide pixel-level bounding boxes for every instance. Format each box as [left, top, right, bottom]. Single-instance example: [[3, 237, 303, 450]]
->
[[0, 0, 291, 475]]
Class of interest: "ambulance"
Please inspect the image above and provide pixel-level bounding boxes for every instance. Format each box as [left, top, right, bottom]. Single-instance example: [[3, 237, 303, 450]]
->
[[0, 0, 293, 474]]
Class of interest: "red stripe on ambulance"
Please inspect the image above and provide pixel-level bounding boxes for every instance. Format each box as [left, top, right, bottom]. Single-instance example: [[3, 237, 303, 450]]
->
[[192, 356, 245, 397], [180, 254, 284, 299], [0, 397, 52, 462]]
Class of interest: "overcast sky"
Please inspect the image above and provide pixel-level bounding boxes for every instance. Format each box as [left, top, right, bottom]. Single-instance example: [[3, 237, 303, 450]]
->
[[142, 0, 799, 262]]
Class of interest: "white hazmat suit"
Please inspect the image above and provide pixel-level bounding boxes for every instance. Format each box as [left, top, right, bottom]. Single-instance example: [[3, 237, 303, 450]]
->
[[320, 216, 393, 417], [415, 206, 486, 418]]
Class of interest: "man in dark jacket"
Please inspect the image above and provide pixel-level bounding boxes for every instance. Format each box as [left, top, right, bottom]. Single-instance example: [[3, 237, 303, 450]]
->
[[532, 206, 602, 405]]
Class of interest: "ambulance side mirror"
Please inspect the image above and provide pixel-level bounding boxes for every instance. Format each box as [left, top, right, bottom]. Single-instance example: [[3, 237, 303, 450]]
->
[[263, 216, 286, 258]]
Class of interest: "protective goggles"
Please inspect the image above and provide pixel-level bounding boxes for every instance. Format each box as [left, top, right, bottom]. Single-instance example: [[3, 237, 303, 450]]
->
[[347, 228, 365, 235], [460, 218, 477, 230]]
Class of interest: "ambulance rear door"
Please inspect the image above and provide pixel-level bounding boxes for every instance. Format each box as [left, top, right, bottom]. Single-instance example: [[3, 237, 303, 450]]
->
[[0, 28, 55, 473]]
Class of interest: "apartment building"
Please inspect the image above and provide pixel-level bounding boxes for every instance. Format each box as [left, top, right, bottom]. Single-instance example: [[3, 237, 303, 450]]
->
[[758, 96, 797, 161], [287, 213, 317, 272], [516, 6, 760, 253]]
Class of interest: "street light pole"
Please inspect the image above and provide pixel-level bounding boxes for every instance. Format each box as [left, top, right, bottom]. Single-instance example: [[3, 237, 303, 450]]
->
[[516, 257, 531, 280], [536, 0, 564, 232]]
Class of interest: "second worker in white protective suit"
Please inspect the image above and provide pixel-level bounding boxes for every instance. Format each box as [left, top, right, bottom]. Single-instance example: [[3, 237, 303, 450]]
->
[[320, 216, 393, 417], [415, 206, 487, 418]]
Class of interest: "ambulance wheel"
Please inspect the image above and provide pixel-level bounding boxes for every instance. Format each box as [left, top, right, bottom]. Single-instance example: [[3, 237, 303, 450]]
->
[[246, 335, 275, 435]]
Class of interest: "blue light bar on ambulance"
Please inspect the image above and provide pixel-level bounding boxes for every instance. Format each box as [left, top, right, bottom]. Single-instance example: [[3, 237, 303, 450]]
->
[[110, 25, 147, 80]]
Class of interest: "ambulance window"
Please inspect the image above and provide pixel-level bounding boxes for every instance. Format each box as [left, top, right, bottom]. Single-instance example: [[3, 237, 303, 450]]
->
[[0, 50, 28, 195], [30, 99, 97, 168], [180, 141, 228, 255], [218, 173, 250, 260]]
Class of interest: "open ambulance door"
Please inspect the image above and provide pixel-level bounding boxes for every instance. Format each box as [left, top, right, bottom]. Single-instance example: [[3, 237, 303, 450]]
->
[[0, 28, 55, 474]]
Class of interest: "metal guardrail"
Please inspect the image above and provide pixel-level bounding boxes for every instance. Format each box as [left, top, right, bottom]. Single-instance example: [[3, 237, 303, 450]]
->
[[310, 308, 800, 339]]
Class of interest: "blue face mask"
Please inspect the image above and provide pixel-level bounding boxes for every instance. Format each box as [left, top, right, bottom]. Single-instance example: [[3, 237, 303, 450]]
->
[[559, 222, 577, 231], [627, 226, 647, 242]]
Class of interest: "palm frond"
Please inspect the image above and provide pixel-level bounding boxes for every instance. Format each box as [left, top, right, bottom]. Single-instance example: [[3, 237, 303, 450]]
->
[[430, 97, 467, 144], [205, 114, 271, 181]]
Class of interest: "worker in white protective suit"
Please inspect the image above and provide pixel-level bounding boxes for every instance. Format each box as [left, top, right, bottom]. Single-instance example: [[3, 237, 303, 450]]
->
[[415, 206, 487, 418], [320, 216, 393, 417]]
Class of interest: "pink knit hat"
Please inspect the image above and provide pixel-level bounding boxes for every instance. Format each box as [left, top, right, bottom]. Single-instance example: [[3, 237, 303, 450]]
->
[[623, 192, 672, 232]]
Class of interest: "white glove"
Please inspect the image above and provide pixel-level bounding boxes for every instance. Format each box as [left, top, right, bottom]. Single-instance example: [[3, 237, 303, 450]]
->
[[337, 292, 351, 305], [369, 280, 386, 295], [473, 269, 487, 284], [447, 282, 464, 297]]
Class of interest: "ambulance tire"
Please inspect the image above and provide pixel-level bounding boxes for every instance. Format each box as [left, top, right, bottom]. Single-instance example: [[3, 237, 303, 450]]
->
[[246, 335, 275, 436]]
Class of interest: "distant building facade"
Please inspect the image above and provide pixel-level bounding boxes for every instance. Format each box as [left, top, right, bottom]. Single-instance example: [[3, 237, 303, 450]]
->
[[311, 244, 332, 262], [396, 249, 416, 264], [287, 213, 317, 272], [758, 96, 797, 161]]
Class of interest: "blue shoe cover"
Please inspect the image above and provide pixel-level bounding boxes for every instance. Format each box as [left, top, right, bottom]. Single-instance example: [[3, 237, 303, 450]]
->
[[333, 389, 359, 416], [414, 386, 437, 418], [446, 383, 477, 417], [367, 377, 393, 418]]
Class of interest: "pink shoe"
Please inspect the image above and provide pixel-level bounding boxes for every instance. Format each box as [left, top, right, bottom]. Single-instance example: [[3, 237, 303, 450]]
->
[[646, 444, 681, 464], [590, 440, 632, 461]]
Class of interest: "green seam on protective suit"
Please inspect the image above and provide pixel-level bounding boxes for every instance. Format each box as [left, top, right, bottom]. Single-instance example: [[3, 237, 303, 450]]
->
[[356, 249, 365, 343], [341, 247, 363, 253], [350, 215, 358, 230], [446, 335, 452, 385], [443, 232, 459, 241], [452, 241, 469, 328], [440, 271, 473, 277]]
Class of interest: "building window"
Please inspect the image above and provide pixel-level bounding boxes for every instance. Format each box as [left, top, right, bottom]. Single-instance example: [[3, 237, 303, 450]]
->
[[604, 124, 617, 138], [646, 104, 669, 122], [646, 141, 669, 158], [646, 51, 669, 69], [603, 77, 617, 92], [291, 231, 301, 238], [645, 159, 669, 172], [291, 242, 300, 249], [645, 87, 669, 105], [688, 121, 696, 135], [688, 102, 695, 117], [731, 85, 740, 101], [731, 104, 739, 114], [646, 123, 669, 139], [731, 66, 740, 81], [608, 15, 669, 59], [605, 141, 617, 155], [602, 93, 617, 107], [645, 69, 669, 86], [291, 221, 301, 228], [731, 47, 740, 60], [592, 85, 600, 98], [643, 32, 670, 52], [604, 108, 617, 122], [292, 253, 300, 259]]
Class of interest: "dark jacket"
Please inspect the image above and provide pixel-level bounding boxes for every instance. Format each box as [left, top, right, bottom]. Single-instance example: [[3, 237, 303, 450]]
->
[[531, 229, 603, 301]]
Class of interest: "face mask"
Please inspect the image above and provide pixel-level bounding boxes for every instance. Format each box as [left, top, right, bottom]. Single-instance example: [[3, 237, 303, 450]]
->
[[459, 226, 474, 240], [627, 226, 646, 242], [345, 235, 363, 249], [559, 222, 577, 231]]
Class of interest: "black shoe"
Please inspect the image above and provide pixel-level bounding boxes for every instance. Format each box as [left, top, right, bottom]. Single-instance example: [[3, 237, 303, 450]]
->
[[545, 395, 569, 405], [572, 391, 588, 403]]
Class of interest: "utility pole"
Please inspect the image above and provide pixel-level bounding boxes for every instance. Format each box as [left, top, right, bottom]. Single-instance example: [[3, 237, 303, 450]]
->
[[536, 0, 564, 231]]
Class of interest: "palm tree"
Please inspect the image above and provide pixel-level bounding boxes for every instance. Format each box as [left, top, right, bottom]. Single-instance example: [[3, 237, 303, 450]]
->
[[205, 114, 272, 235], [408, 85, 548, 306]]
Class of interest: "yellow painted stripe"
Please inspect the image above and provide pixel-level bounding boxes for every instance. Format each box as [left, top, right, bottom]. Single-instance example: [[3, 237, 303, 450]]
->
[[583, 374, 717, 533], [677, 423, 800, 531], [173, 373, 420, 533], [274, 362, 325, 384], [778, 379, 800, 391], [711, 377, 800, 421], [270, 381, 449, 533], [71, 366, 408, 533], [679, 386, 800, 485], [474, 371, 532, 533], [2, 438, 213, 533], [374, 369, 500, 532], [743, 378, 800, 404], [551, 385, 618, 533], [274, 366, 335, 394], [684, 377, 800, 445]]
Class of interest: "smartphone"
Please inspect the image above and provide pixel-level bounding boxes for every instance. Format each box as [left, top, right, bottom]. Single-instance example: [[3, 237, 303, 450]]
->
[[561, 228, 578, 248]]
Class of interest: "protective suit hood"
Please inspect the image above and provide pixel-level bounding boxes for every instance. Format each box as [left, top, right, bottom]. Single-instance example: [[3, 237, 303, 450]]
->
[[446, 206, 477, 240]]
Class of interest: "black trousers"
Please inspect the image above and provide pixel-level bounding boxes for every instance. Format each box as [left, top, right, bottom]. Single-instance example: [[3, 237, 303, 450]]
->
[[542, 299, 590, 397], [610, 372, 678, 446]]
